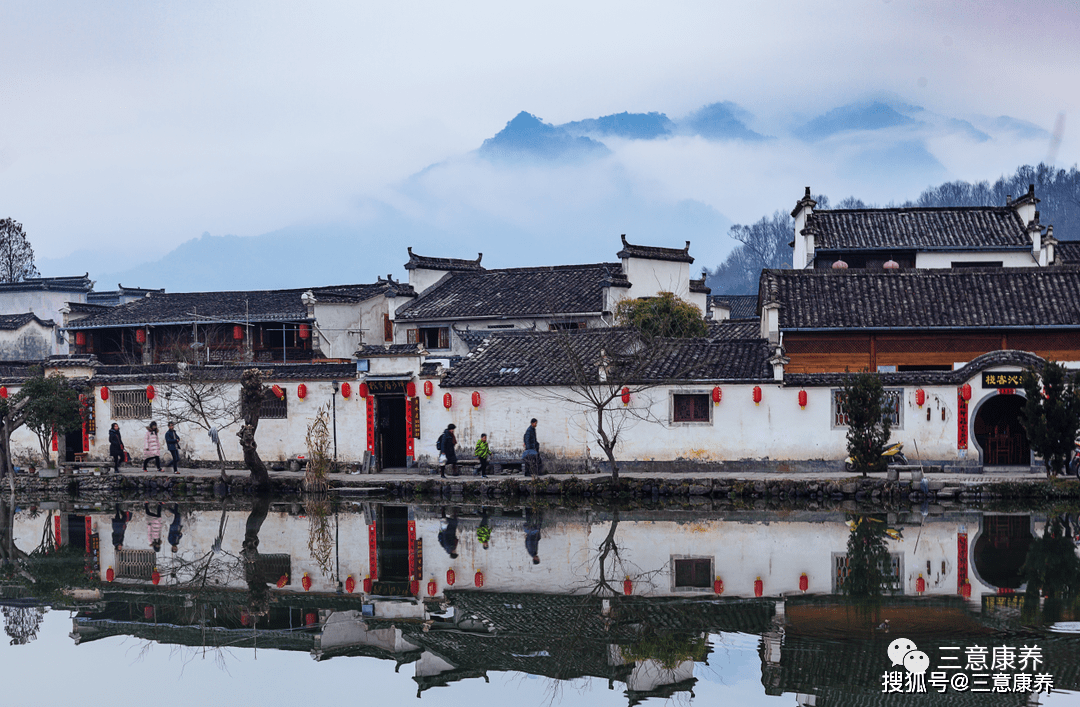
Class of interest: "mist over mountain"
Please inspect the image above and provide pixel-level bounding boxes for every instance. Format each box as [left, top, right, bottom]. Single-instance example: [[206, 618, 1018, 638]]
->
[[794, 101, 920, 141], [478, 112, 610, 162]]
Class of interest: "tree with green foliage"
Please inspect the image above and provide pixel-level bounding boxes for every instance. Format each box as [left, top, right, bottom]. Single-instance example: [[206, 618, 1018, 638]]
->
[[1021, 515, 1080, 626], [614, 291, 707, 340], [13, 373, 83, 468], [1019, 362, 1080, 477], [840, 371, 892, 477], [840, 515, 897, 598]]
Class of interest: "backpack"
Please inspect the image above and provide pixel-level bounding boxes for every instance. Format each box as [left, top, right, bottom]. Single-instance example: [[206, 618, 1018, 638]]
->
[[436, 431, 445, 452]]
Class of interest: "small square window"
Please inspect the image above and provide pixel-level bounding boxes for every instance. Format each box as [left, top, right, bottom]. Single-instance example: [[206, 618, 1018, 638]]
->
[[673, 558, 712, 588], [673, 393, 710, 423], [832, 388, 903, 429]]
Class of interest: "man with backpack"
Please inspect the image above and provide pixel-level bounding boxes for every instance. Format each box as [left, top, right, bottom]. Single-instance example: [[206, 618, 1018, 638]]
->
[[437, 424, 458, 478]]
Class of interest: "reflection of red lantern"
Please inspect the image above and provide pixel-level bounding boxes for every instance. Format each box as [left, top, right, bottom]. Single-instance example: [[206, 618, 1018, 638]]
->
[[713, 578, 724, 595], [298, 323, 311, 339], [428, 579, 437, 596], [135, 328, 146, 344], [446, 569, 456, 586], [916, 575, 926, 594], [0, 386, 6, 399], [712, 386, 721, 405], [302, 573, 312, 591], [424, 381, 433, 397], [406, 381, 416, 398], [75, 331, 86, 346], [144, 606, 154, 620], [961, 383, 971, 401], [340, 382, 351, 398], [798, 390, 807, 409], [410, 580, 420, 596], [345, 575, 356, 593], [240, 611, 250, 626], [754, 577, 763, 597], [305, 613, 317, 626], [277, 575, 288, 588], [621, 387, 630, 405], [233, 325, 243, 340], [152, 569, 161, 585], [961, 582, 971, 599], [474, 571, 484, 588], [272, 384, 284, 400], [357, 382, 368, 398], [146, 384, 155, 401], [916, 389, 926, 407], [363, 576, 372, 593], [623, 578, 633, 595], [443, 393, 452, 409], [753, 386, 762, 405], [297, 383, 307, 399], [799, 573, 808, 592], [471, 391, 481, 408], [100, 386, 109, 401], [106, 567, 115, 582]]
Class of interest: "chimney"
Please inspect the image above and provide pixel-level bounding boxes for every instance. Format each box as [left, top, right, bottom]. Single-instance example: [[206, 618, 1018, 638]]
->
[[791, 187, 817, 269]]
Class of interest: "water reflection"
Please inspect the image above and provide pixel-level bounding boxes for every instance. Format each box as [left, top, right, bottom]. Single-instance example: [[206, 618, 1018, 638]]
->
[[2, 490, 1080, 704]]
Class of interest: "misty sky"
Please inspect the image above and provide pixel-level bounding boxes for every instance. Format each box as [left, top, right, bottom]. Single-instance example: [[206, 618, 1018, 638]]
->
[[2, 0, 1078, 284]]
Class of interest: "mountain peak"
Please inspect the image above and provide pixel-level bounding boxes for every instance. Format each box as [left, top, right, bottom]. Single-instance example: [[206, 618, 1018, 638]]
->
[[478, 112, 610, 162]]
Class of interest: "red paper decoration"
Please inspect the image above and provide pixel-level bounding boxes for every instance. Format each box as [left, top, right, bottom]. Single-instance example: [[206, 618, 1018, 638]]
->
[[711, 386, 721, 404], [474, 571, 484, 588], [146, 384, 155, 401], [363, 576, 373, 593], [340, 382, 351, 398], [271, 384, 283, 400], [916, 389, 925, 407], [961, 383, 972, 400], [298, 323, 311, 339], [277, 575, 288, 588], [754, 577, 764, 597], [406, 381, 416, 398], [446, 569, 456, 586], [152, 569, 161, 585], [471, 391, 481, 408], [916, 575, 926, 594], [302, 573, 312, 591], [305, 613, 317, 626], [428, 579, 437, 597], [620, 387, 630, 405], [345, 575, 356, 593], [106, 567, 115, 582], [410, 580, 420, 596], [713, 578, 724, 595], [233, 325, 243, 340], [623, 578, 633, 596], [443, 392, 453, 409], [0, 387, 7, 399], [424, 380, 433, 396], [798, 390, 807, 409], [75, 331, 86, 346], [753, 386, 762, 405], [799, 573, 808, 592], [100, 386, 109, 401], [135, 328, 146, 344], [297, 383, 307, 399], [357, 382, 368, 398]]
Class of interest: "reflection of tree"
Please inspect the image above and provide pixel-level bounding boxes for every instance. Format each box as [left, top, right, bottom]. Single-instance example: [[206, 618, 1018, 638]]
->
[[241, 494, 273, 618], [3, 605, 44, 645], [1021, 514, 1080, 625], [840, 515, 894, 599]]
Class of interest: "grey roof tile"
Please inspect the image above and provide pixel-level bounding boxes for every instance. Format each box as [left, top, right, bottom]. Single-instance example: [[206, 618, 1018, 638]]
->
[[1057, 241, 1080, 264], [404, 247, 484, 271], [711, 295, 758, 320], [616, 234, 695, 263], [0, 313, 54, 330], [805, 207, 1029, 251]]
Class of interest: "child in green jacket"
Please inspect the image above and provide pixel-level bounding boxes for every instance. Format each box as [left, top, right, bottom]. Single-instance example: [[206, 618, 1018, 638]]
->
[[474, 434, 490, 478]]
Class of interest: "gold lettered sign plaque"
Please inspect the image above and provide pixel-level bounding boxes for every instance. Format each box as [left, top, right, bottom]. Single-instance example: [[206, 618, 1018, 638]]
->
[[981, 371, 1024, 389]]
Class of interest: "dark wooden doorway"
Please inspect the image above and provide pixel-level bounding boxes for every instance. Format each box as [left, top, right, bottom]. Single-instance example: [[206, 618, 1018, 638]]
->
[[377, 396, 407, 469], [973, 394, 1029, 466]]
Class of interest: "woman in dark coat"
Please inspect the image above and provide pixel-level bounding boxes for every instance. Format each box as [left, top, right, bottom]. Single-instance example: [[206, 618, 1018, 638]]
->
[[108, 423, 124, 473]]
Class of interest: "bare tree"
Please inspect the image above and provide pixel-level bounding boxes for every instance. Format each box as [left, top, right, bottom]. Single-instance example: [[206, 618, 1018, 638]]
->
[[163, 366, 243, 482], [0, 219, 39, 283], [238, 369, 272, 489]]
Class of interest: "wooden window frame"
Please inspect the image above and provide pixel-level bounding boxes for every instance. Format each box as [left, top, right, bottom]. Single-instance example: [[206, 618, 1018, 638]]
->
[[832, 388, 903, 429], [671, 556, 713, 590], [111, 389, 152, 420], [670, 391, 712, 425]]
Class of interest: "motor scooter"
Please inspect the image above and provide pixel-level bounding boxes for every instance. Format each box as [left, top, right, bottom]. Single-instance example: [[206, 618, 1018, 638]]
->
[[845, 442, 908, 473]]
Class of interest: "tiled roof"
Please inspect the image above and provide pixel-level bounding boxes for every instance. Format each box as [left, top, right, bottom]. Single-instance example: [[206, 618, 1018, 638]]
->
[[805, 207, 1030, 251], [87, 285, 165, 306], [66, 302, 113, 315], [706, 319, 760, 340], [689, 276, 711, 294], [311, 278, 414, 303], [395, 263, 628, 322], [354, 343, 426, 357], [616, 235, 695, 263], [91, 361, 357, 385], [0, 274, 93, 293], [441, 329, 772, 387], [1057, 241, 1080, 264], [764, 266, 1080, 330], [0, 313, 54, 330], [711, 294, 758, 320], [404, 247, 484, 272], [785, 349, 1045, 388]]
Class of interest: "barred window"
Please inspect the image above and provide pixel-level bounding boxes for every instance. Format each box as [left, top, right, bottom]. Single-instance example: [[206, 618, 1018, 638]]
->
[[673, 557, 712, 588], [673, 394, 710, 423], [832, 552, 903, 594], [833, 388, 903, 429], [111, 389, 152, 420], [259, 388, 288, 419], [116, 549, 156, 580], [253, 553, 292, 585]]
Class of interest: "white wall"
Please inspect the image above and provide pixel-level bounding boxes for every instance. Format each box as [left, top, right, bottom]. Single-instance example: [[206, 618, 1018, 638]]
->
[[0, 321, 57, 360], [620, 257, 693, 305], [915, 251, 1036, 269]]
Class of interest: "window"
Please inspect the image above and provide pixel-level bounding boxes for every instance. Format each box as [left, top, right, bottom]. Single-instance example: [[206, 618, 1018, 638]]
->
[[116, 549, 156, 580], [111, 389, 152, 420], [832, 552, 903, 594], [952, 261, 1003, 268], [833, 388, 903, 428], [258, 388, 288, 419], [673, 557, 712, 589], [673, 393, 710, 423], [407, 327, 450, 349], [253, 554, 292, 585], [383, 313, 393, 342], [549, 321, 585, 330]]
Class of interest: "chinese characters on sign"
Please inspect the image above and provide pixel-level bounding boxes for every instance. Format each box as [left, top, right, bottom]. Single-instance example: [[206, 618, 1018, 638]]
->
[[882, 641, 1053, 694], [981, 372, 1024, 388], [957, 390, 968, 450]]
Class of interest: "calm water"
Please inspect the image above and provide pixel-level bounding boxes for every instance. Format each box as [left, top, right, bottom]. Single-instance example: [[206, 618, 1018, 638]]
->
[[3, 493, 1080, 707]]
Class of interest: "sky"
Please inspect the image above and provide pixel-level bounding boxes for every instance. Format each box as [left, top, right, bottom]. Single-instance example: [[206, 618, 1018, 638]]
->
[[1, 0, 1078, 289]]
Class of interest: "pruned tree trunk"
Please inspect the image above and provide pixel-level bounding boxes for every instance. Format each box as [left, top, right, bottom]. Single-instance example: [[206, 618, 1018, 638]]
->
[[237, 369, 271, 490], [596, 408, 620, 484]]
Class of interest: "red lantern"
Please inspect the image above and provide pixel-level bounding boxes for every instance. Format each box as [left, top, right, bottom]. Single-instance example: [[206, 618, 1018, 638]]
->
[[302, 573, 312, 591], [474, 571, 484, 588], [356, 382, 368, 399], [410, 580, 420, 596], [100, 386, 109, 401], [151, 569, 161, 585], [75, 331, 86, 346], [753, 386, 762, 405], [711, 386, 721, 405], [270, 384, 283, 400], [0, 386, 6, 399], [135, 328, 146, 344], [961, 582, 972, 599], [363, 576, 373, 593], [799, 573, 808, 592], [277, 575, 288, 588], [146, 384, 155, 401], [298, 323, 311, 339], [620, 387, 630, 405], [798, 390, 807, 409], [623, 578, 633, 596], [713, 578, 724, 595], [406, 381, 416, 398], [424, 380, 433, 397], [233, 325, 243, 340], [340, 382, 351, 398], [345, 575, 356, 593], [427, 579, 437, 597], [754, 577, 763, 597], [240, 610, 250, 626], [106, 567, 115, 582], [144, 606, 154, 620], [297, 383, 307, 400], [446, 569, 456, 586], [471, 391, 481, 408], [916, 575, 926, 594], [305, 612, 317, 626], [916, 389, 926, 407], [443, 392, 453, 409], [961, 383, 972, 401]]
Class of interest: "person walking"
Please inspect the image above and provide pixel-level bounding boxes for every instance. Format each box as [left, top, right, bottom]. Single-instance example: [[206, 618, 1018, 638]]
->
[[438, 424, 458, 478], [474, 433, 491, 478], [145, 502, 163, 552], [168, 504, 183, 553], [438, 510, 459, 558], [477, 507, 491, 549], [524, 508, 542, 565], [143, 421, 162, 471], [111, 504, 131, 550], [108, 423, 125, 473], [164, 422, 181, 474], [523, 418, 542, 476]]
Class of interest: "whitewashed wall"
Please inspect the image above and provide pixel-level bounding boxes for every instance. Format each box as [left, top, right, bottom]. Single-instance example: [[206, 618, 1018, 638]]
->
[[916, 252, 1036, 269], [0, 320, 57, 360]]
